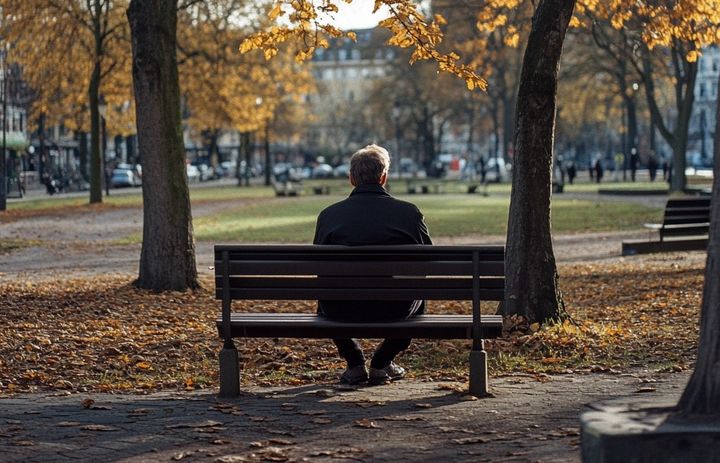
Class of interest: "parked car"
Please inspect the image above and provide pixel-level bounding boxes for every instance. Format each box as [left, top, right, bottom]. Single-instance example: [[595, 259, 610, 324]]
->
[[312, 163, 333, 178], [186, 164, 201, 183], [333, 163, 350, 178], [111, 168, 140, 188], [484, 157, 509, 182], [196, 164, 214, 181]]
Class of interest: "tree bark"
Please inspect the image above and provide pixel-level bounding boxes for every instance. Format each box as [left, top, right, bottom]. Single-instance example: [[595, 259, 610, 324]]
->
[[502, 0, 575, 324], [79, 131, 89, 182], [89, 52, 103, 204], [128, 0, 199, 291], [676, 70, 720, 416]]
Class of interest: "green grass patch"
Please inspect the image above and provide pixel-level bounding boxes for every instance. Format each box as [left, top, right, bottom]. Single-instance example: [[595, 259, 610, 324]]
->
[[7, 185, 276, 212], [190, 194, 661, 243], [0, 238, 44, 254]]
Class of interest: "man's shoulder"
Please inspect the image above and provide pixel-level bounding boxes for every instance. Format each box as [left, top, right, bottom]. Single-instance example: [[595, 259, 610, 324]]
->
[[385, 195, 423, 214], [318, 197, 351, 217]]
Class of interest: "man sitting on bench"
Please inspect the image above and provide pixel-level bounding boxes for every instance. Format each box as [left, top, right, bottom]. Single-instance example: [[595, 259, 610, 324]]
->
[[313, 144, 433, 386]]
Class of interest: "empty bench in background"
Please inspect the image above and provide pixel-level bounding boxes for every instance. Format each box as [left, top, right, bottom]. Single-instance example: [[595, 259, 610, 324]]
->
[[215, 245, 505, 397], [622, 197, 711, 255], [644, 197, 711, 241]]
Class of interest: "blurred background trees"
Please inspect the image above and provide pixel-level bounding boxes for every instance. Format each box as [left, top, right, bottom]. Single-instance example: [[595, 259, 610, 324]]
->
[[2, 0, 718, 196]]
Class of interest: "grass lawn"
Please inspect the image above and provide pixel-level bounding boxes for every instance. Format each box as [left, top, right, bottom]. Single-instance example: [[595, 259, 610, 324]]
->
[[8, 181, 664, 244], [6, 184, 276, 212], [193, 193, 662, 243]]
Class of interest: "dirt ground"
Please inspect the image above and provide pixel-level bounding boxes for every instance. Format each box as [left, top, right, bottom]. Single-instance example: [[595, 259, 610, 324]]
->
[[0, 192, 703, 462]]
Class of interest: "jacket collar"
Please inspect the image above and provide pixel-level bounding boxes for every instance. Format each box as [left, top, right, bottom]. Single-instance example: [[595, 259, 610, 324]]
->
[[350, 183, 390, 197]]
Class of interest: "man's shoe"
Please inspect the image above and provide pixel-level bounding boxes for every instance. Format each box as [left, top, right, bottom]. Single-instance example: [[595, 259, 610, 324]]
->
[[368, 362, 406, 385], [339, 365, 369, 385]]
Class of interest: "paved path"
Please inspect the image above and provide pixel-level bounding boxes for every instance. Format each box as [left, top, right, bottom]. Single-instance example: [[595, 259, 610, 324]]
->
[[0, 372, 689, 463]]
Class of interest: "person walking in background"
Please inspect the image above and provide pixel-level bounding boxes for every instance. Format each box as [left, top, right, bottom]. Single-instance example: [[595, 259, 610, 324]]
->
[[594, 157, 604, 184]]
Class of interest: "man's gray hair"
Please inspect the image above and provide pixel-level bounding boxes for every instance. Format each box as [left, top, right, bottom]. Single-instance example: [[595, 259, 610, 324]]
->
[[349, 144, 391, 185]]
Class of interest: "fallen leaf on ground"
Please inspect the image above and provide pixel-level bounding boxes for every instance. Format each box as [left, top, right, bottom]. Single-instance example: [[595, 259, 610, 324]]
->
[[167, 420, 223, 429], [81, 424, 119, 432], [354, 419, 380, 429]]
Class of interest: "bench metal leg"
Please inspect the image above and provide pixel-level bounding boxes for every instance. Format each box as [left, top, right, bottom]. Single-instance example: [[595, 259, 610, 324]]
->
[[219, 340, 240, 397], [469, 348, 488, 397]]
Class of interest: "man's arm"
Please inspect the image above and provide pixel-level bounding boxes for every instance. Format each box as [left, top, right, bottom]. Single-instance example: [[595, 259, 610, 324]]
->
[[416, 208, 432, 245], [313, 210, 327, 245]]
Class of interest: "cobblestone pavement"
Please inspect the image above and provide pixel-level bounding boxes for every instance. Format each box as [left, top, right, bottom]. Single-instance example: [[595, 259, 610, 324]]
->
[[0, 372, 689, 463]]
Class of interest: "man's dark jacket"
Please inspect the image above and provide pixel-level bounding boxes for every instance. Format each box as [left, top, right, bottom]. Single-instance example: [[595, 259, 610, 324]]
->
[[313, 183, 432, 321]]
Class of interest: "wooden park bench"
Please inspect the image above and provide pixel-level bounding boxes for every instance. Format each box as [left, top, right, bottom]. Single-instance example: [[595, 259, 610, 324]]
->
[[644, 197, 711, 241], [215, 244, 505, 397]]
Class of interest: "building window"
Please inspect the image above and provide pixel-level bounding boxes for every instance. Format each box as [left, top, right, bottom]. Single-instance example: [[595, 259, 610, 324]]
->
[[713, 82, 718, 98], [699, 83, 706, 99], [714, 60, 719, 72], [351, 49, 360, 60], [339, 49, 347, 60], [323, 68, 333, 80]]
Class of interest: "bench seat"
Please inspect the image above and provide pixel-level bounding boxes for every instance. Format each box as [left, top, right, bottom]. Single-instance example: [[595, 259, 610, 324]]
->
[[216, 313, 503, 339]]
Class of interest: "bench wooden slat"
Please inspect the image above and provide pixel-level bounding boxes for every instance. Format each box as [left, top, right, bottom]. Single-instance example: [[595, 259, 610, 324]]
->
[[215, 244, 505, 255], [217, 287, 505, 301], [216, 313, 503, 339], [662, 215, 712, 224], [215, 260, 503, 276], [216, 276, 503, 295]]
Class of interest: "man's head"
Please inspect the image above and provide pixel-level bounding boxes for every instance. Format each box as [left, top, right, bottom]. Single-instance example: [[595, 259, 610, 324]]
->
[[349, 144, 391, 186]]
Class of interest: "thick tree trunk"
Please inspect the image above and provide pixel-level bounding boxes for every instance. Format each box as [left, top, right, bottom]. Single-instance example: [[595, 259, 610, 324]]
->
[[502, 0, 575, 324], [676, 71, 720, 416], [128, 0, 199, 291]]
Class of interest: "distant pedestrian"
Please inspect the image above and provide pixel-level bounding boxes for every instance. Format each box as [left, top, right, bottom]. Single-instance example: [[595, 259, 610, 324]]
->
[[567, 161, 576, 184], [629, 151, 639, 182], [648, 154, 658, 182], [104, 165, 112, 196], [479, 156, 487, 184], [594, 158, 604, 184]]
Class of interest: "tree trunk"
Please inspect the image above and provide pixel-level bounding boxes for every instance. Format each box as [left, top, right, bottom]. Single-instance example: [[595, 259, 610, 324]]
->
[[128, 0, 199, 291], [264, 121, 271, 186], [502, 0, 575, 324], [88, 58, 103, 204], [676, 70, 720, 416], [79, 131, 89, 182]]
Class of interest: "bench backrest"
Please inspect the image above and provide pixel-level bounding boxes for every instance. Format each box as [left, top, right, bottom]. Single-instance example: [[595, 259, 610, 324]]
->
[[663, 198, 711, 225], [214, 245, 505, 302]]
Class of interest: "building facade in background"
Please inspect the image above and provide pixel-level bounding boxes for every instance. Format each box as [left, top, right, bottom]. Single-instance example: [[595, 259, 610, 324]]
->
[[308, 28, 395, 162], [689, 45, 719, 168]]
